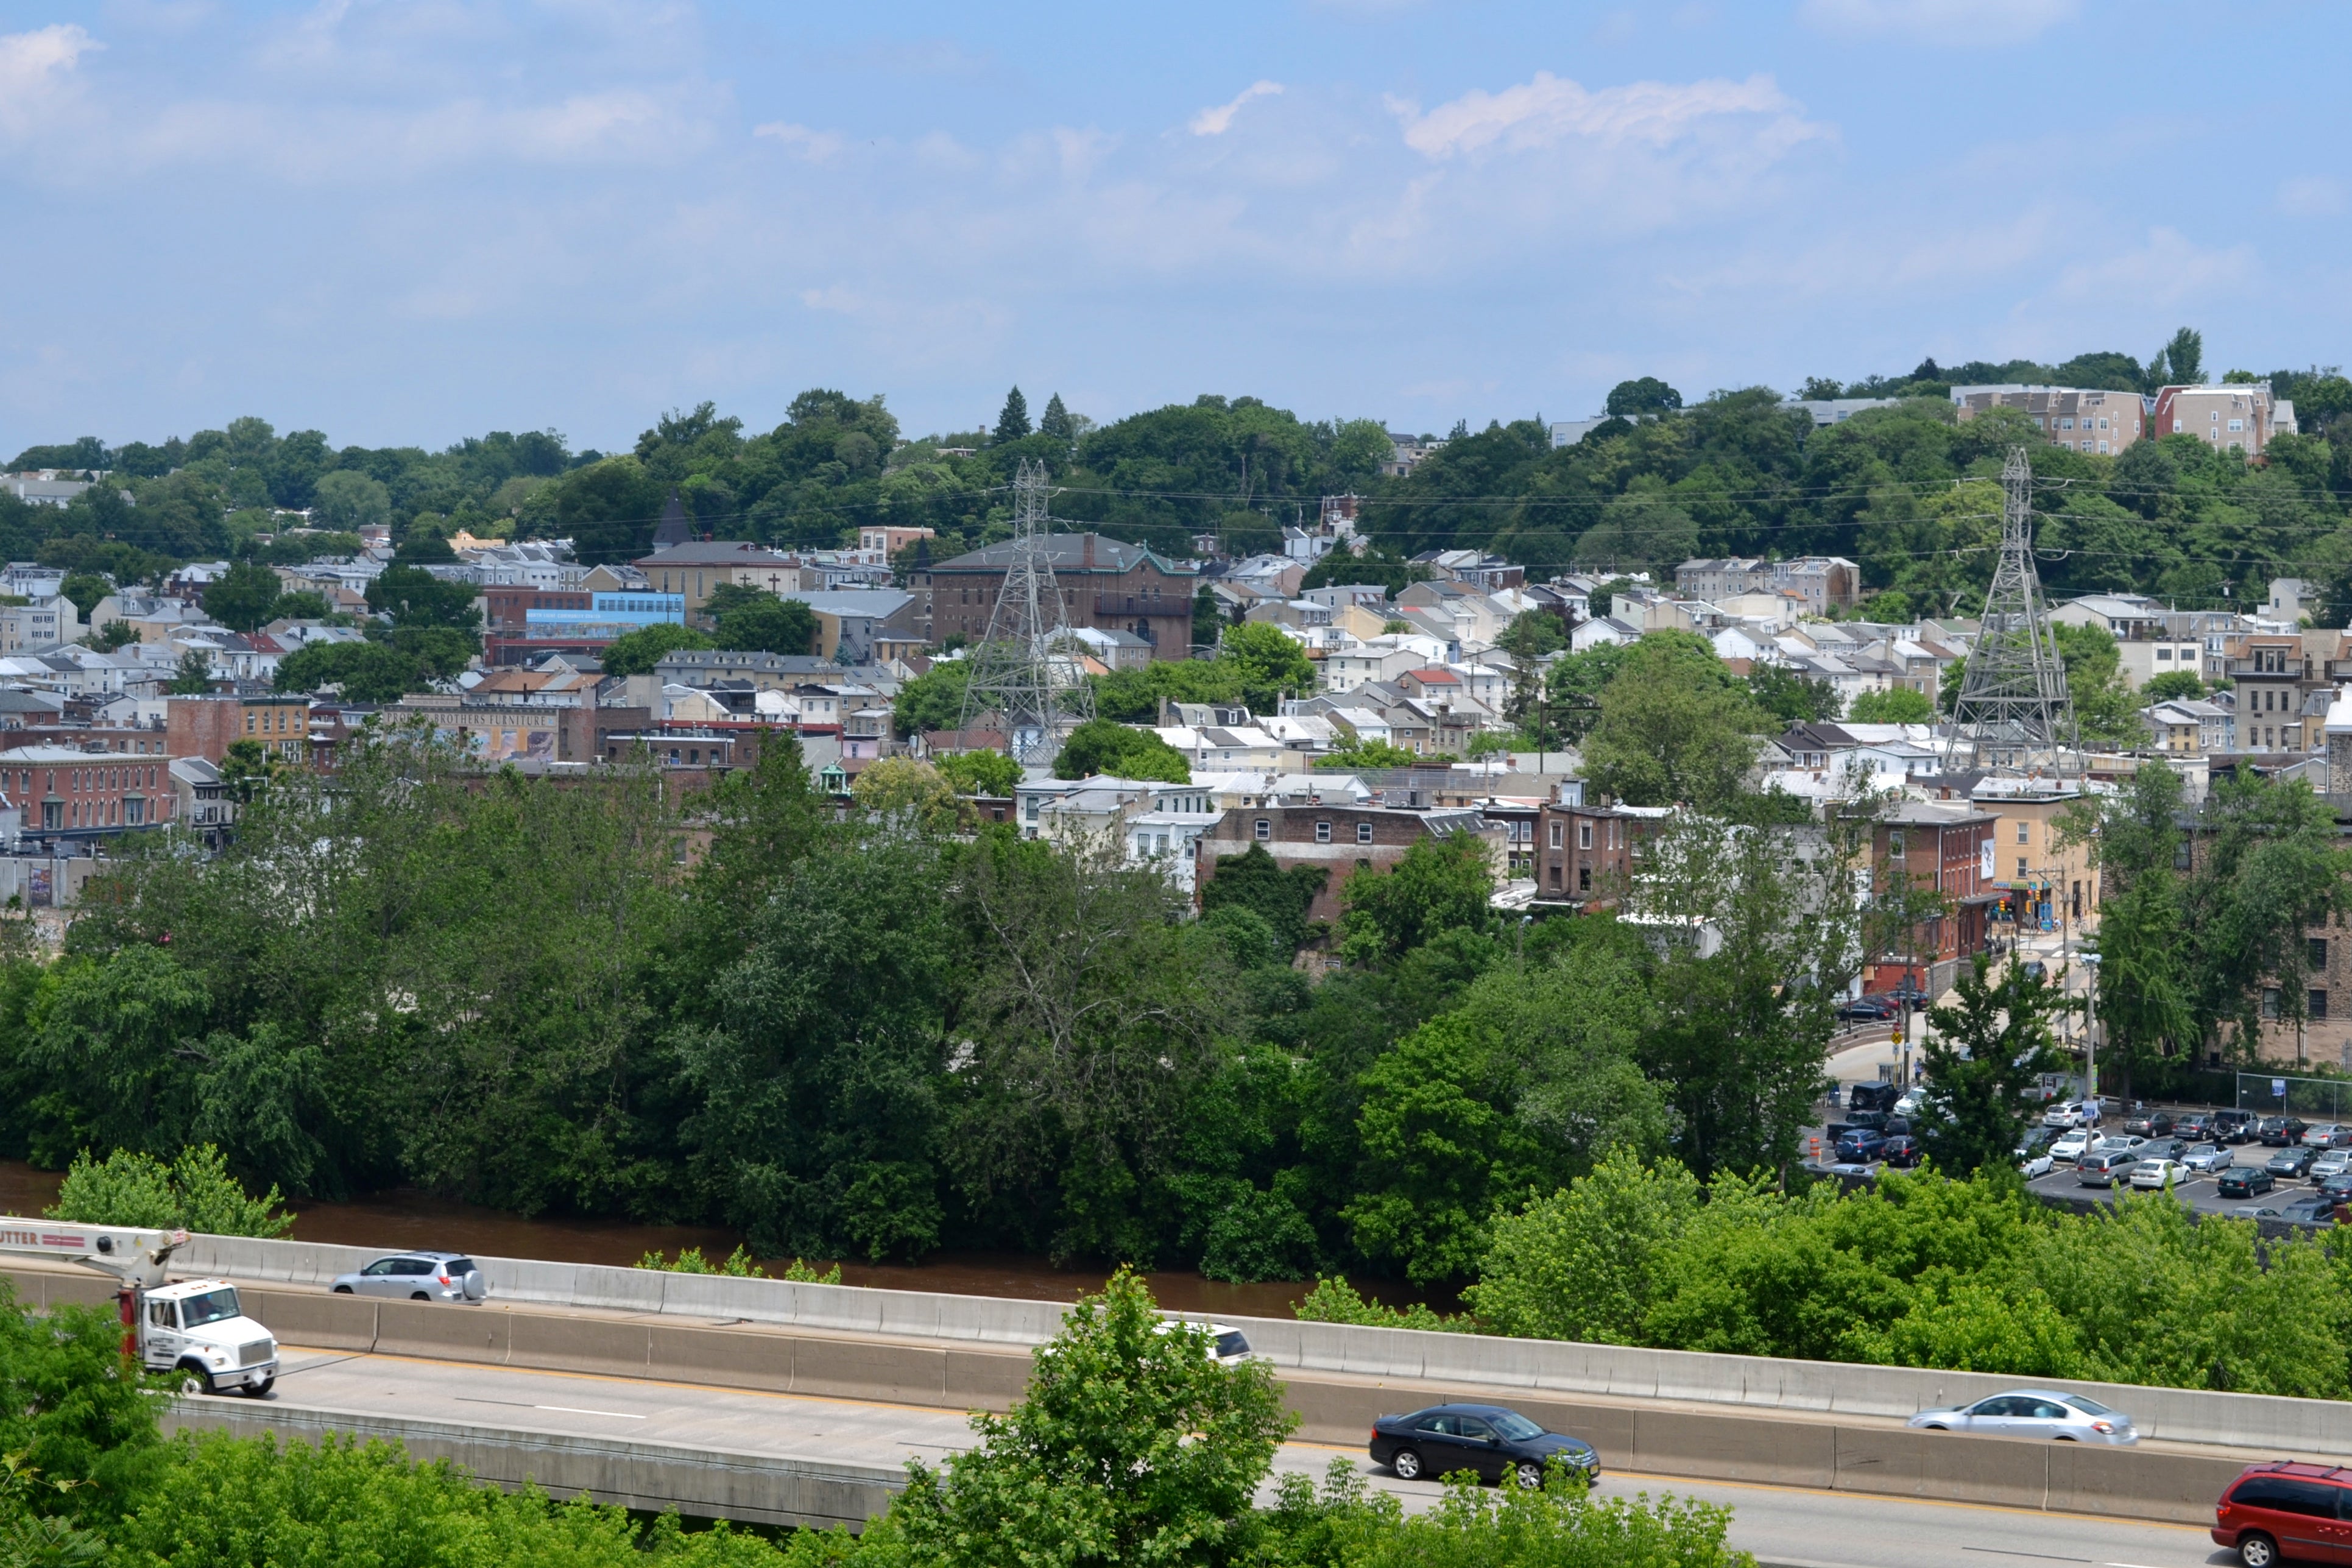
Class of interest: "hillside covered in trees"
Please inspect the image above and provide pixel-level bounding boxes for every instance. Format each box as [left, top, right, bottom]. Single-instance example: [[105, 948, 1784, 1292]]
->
[[7, 337, 2350, 618]]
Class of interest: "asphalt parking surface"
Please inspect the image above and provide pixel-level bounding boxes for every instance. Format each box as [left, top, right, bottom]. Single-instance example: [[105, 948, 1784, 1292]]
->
[[1812, 1111, 2350, 1227]]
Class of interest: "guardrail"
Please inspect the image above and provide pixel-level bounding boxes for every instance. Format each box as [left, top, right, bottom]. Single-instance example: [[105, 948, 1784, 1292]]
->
[[165, 1234, 2352, 1458]]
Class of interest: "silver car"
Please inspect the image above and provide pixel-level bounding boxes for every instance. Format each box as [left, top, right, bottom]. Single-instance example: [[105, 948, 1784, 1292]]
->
[[329, 1251, 487, 1304], [1907, 1390, 2137, 1444], [2181, 1141, 2236, 1175]]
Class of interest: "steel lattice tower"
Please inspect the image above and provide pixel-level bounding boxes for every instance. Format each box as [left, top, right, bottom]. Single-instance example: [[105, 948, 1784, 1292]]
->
[[957, 459, 1093, 763], [1951, 446, 2075, 774]]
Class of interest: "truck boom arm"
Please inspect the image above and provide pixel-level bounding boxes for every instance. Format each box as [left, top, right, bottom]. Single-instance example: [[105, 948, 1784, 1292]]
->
[[0, 1216, 186, 1289]]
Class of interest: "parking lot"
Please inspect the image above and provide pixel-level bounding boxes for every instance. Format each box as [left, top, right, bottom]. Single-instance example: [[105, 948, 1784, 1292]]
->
[[1811, 1102, 2352, 1228]]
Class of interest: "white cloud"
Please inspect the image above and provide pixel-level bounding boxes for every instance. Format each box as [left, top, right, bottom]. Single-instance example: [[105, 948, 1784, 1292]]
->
[[755, 121, 846, 162], [1798, 0, 2078, 46], [2047, 225, 2255, 309], [1188, 80, 1282, 136], [0, 24, 99, 136], [1391, 71, 1820, 159], [2278, 175, 2346, 218]]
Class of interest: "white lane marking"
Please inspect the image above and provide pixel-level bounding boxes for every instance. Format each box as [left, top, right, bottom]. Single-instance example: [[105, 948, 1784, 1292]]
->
[[457, 1395, 646, 1420]]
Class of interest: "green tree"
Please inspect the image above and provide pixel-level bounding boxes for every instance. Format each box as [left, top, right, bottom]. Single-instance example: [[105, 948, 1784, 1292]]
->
[[1038, 392, 1075, 443], [202, 561, 284, 633], [892, 660, 973, 739], [57, 574, 108, 622], [1916, 957, 2069, 1174], [1846, 687, 1934, 722], [272, 641, 432, 701], [83, 620, 136, 652], [705, 583, 818, 655], [165, 651, 213, 694], [1051, 719, 1190, 782], [992, 386, 1031, 444], [894, 1270, 1293, 1568], [309, 468, 392, 534], [1314, 738, 1424, 770], [2052, 622, 2149, 747], [1340, 832, 1496, 966], [849, 757, 960, 835], [1605, 376, 1683, 417], [934, 749, 1022, 797], [1467, 1147, 1700, 1343], [365, 563, 478, 632], [1748, 665, 1842, 724], [1199, 842, 1328, 954], [599, 621, 713, 676], [1218, 621, 1315, 710], [1580, 632, 1765, 810], [48, 1143, 294, 1237], [1856, 588, 1913, 621], [2144, 669, 2205, 701]]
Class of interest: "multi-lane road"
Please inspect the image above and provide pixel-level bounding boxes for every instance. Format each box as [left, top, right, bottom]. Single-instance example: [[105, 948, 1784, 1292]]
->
[[242, 1344, 2236, 1568]]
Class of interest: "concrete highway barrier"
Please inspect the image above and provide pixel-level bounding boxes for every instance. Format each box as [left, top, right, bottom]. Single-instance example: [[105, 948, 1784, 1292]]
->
[[164, 1402, 903, 1530], [0, 1261, 2259, 1528], [168, 1232, 2352, 1458]]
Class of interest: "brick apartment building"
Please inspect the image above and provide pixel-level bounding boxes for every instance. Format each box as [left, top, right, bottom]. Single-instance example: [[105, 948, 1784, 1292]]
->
[[1, 746, 178, 836], [1951, 384, 2147, 454], [914, 534, 1197, 659], [166, 694, 310, 764], [1863, 802, 2000, 996], [1192, 802, 1503, 925], [1533, 801, 1651, 906]]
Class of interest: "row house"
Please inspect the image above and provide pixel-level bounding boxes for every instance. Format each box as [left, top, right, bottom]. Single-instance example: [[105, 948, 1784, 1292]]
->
[[1860, 801, 2001, 997], [1192, 802, 1505, 925]]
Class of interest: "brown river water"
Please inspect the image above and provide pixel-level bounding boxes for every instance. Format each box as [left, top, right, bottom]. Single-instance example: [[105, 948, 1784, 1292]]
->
[[0, 1161, 1432, 1319]]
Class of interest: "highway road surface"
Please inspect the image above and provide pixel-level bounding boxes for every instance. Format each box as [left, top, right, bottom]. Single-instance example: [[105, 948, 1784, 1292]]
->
[[244, 1344, 2233, 1568]]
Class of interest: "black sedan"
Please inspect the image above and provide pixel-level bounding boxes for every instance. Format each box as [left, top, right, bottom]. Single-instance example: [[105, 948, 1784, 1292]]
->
[[1880, 1135, 1924, 1168], [1837, 996, 1900, 1022], [1369, 1405, 1600, 1488], [2122, 1109, 2174, 1137], [2219, 1165, 2276, 1199]]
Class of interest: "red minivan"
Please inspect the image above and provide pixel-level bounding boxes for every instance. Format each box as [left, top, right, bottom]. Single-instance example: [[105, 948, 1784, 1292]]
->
[[2213, 1462, 2352, 1566]]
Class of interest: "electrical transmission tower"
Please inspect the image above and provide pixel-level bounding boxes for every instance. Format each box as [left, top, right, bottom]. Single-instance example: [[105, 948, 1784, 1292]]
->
[[1950, 445, 2075, 774], [957, 459, 1093, 764]]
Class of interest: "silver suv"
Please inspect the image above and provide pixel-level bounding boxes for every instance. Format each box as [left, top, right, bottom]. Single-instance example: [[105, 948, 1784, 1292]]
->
[[329, 1251, 487, 1303]]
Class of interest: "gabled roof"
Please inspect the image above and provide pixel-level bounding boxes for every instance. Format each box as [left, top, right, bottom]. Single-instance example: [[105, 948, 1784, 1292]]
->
[[933, 534, 1193, 576]]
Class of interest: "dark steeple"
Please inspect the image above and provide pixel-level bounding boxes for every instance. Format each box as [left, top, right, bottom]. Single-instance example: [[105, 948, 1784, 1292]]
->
[[651, 487, 691, 551]]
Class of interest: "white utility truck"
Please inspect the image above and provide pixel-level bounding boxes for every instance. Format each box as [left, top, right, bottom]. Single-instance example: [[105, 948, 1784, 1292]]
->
[[0, 1216, 277, 1396]]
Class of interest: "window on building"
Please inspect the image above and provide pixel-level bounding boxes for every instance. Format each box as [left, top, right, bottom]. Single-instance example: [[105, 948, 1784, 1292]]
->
[[1889, 831, 1905, 860], [1548, 864, 1561, 889], [2018, 856, 2029, 880], [2060, 417, 2074, 429], [1579, 821, 1593, 849], [2016, 821, 2029, 844], [1579, 866, 1591, 892], [2172, 418, 2183, 433], [1315, 821, 1330, 843], [2312, 937, 2329, 970], [2313, 990, 2330, 1022], [2264, 987, 2281, 1019], [1254, 818, 1270, 841], [1357, 822, 1372, 844], [1548, 821, 1563, 848]]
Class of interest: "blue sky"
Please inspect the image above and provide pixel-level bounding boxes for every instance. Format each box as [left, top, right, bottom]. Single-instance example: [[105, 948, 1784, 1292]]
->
[[0, 1, 2344, 455]]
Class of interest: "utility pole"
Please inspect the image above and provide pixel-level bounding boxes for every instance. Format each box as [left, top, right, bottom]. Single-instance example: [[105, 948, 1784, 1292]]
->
[[1951, 447, 2075, 774]]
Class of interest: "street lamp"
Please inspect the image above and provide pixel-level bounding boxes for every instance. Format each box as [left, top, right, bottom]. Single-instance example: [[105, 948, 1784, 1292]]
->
[[2080, 951, 2100, 1103]]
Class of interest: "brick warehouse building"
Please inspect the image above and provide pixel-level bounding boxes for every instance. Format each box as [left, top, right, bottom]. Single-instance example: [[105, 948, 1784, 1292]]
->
[[1192, 801, 1503, 925], [913, 534, 1197, 660]]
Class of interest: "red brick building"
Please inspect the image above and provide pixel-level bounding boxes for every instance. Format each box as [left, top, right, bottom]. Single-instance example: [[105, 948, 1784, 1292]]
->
[[1192, 802, 1503, 925], [914, 534, 1198, 660], [1, 746, 178, 837], [1533, 802, 1655, 907], [1863, 802, 2001, 995], [166, 694, 309, 765]]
